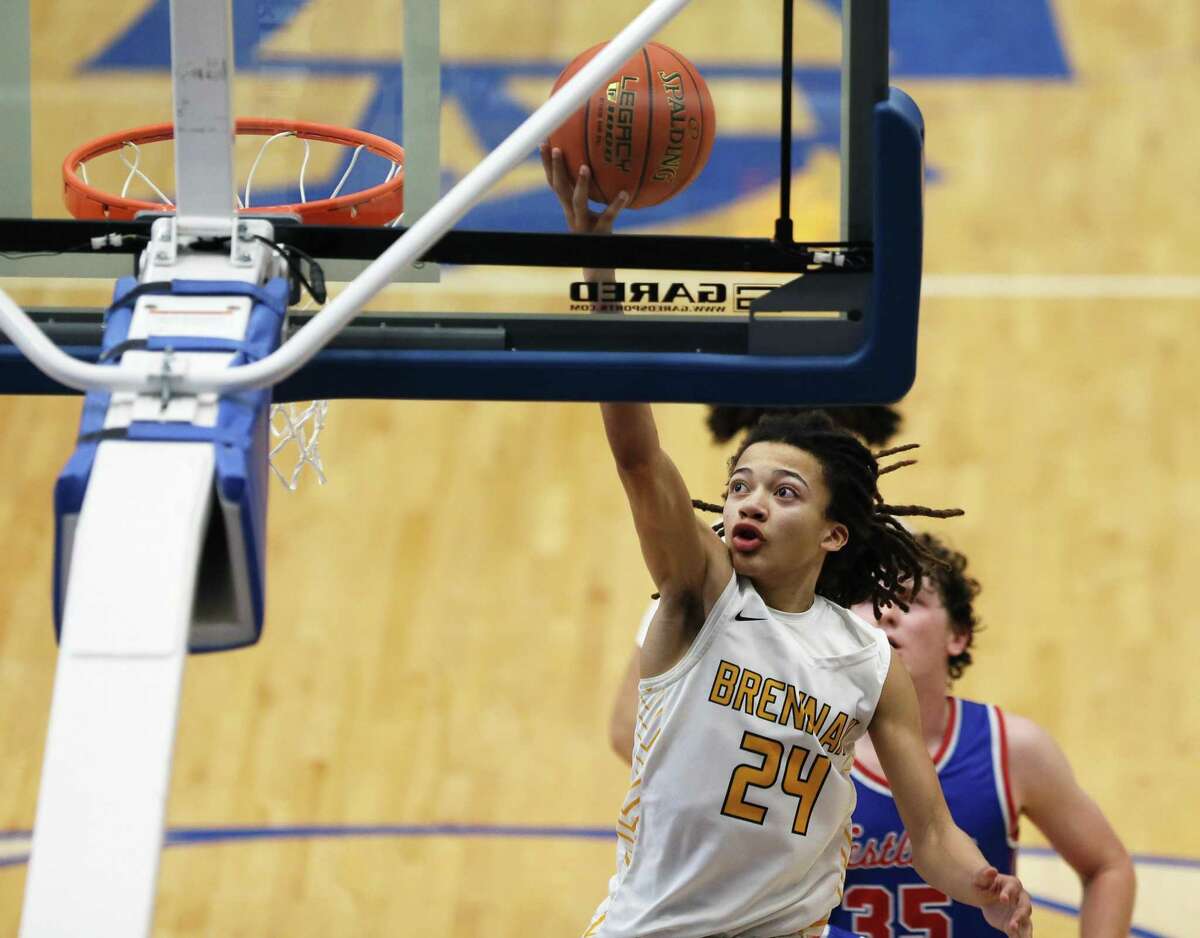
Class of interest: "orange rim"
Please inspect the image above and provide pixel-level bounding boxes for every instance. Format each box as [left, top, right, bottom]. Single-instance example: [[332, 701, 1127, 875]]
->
[[62, 117, 405, 227]]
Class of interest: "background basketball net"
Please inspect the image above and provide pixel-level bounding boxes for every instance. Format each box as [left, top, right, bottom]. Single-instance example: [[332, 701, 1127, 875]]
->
[[269, 398, 329, 490]]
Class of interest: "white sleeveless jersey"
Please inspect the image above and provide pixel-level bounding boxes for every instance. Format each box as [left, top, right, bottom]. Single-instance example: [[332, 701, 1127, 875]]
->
[[586, 575, 891, 938]]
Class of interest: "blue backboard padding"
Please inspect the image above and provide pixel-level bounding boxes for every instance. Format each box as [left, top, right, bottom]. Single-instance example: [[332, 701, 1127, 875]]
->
[[270, 347, 908, 406], [0, 345, 901, 404], [858, 87, 923, 394], [50, 278, 288, 650]]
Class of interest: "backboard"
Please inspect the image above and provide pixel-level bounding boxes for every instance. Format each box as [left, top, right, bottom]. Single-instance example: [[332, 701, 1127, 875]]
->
[[0, 0, 924, 406]]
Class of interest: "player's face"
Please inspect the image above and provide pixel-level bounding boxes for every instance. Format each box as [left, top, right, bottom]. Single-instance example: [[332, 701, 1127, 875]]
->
[[851, 579, 968, 686], [723, 442, 848, 583]]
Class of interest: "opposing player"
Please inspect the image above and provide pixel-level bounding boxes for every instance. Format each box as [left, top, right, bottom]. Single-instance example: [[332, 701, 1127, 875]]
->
[[831, 533, 1135, 937], [544, 146, 1033, 938]]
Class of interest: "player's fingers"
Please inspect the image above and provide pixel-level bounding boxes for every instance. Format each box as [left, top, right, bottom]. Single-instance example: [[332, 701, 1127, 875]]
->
[[973, 866, 998, 890], [1008, 908, 1032, 938], [549, 147, 569, 197], [572, 165, 592, 224], [596, 191, 629, 232], [539, 143, 553, 185], [1011, 891, 1032, 938], [548, 148, 576, 224]]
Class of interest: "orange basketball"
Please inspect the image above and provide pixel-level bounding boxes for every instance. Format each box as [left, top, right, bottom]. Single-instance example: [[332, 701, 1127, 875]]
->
[[548, 42, 716, 209]]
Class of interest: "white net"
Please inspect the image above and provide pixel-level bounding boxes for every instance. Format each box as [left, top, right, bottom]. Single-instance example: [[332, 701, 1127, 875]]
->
[[268, 399, 329, 490]]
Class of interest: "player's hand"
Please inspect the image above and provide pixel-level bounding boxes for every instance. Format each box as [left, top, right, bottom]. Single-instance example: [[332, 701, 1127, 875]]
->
[[540, 143, 629, 234], [975, 866, 1033, 938]]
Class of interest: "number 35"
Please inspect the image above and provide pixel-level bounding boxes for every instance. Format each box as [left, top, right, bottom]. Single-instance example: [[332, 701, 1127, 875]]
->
[[843, 884, 954, 938]]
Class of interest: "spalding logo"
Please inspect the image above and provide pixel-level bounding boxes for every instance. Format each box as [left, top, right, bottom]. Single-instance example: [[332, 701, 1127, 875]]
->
[[653, 69, 699, 182]]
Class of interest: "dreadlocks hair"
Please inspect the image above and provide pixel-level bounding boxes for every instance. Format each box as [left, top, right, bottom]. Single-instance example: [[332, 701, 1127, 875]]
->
[[911, 532, 982, 681], [703, 411, 962, 616], [705, 405, 903, 447]]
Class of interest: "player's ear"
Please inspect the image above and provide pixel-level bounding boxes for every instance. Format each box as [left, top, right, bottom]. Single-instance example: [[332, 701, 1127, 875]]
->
[[821, 522, 848, 554], [946, 626, 969, 656]]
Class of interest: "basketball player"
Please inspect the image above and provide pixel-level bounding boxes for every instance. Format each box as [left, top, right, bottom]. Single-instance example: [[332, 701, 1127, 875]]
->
[[600, 411, 1134, 934], [606, 416, 1135, 935], [543, 146, 1033, 938], [830, 533, 1135, 937], [608, 405, 903, 764]]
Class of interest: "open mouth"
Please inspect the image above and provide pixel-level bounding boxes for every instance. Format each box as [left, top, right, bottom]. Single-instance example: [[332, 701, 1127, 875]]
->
[[730, 523, 765, 553]]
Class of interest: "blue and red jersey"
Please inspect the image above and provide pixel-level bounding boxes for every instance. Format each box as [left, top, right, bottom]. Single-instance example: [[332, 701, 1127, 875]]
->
[[829, 697, 1020, 937]]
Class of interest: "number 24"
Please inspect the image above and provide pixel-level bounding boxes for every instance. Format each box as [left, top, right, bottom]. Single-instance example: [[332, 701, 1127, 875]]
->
[[720, 730, 832, 835]]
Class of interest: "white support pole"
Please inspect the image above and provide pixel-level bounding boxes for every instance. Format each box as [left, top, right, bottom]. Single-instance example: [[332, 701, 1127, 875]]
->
[[169, 0, 236, 227], [20, 443, 216, 938]]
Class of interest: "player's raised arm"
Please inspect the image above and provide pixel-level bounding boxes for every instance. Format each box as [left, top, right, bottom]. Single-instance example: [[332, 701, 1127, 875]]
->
[[870, 655, 1034, 938], [542, 145, 728, 672]]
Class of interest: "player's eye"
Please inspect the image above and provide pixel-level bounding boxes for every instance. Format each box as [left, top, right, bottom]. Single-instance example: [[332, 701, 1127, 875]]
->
[[775, 485, 797, 499], [729, 479, 748, 493]]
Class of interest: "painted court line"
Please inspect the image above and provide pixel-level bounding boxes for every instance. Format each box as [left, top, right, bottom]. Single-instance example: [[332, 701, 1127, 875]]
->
[[0, 823, 1187, 935], [1029, 894, 1163, 938], [2, 822, 1198, 866]]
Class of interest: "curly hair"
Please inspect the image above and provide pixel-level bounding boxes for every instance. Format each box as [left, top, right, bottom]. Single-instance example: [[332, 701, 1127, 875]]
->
[[912, 532, 982, 680], [704, 411, 962, 615], [706, 405, 903, 447]]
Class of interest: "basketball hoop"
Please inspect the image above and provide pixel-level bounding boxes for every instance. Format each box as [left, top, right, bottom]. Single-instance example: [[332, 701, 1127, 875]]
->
[[62, 118, 393, 490], [62, 117, 405, 226]]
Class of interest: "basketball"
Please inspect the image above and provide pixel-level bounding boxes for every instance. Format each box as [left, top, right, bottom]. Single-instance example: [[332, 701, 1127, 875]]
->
[[548, 42, 716, 209]]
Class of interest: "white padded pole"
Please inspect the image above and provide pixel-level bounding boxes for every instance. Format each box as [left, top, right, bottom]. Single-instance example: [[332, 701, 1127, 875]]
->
[[19, 442, 215, 938], [0, 0, 694, 396]]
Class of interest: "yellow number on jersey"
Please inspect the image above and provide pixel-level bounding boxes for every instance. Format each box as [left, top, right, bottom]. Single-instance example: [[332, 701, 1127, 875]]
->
[[721, 732, 783, 824], [721, 730, 832, 835], [781, 743, 832, 835]]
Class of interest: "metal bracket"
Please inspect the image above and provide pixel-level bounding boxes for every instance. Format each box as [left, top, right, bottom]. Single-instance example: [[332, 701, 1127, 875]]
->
[[150, 217, 178, 267], [748, 270, 871, 314], [230, 220, 255, 268], [142, 216, 279, 282], [747, 269, 872, 356]]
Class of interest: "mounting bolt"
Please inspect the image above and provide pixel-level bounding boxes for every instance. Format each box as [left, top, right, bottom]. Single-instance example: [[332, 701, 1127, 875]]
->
[[238, 252, 252, 263], [155, 249, 170, 262]]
